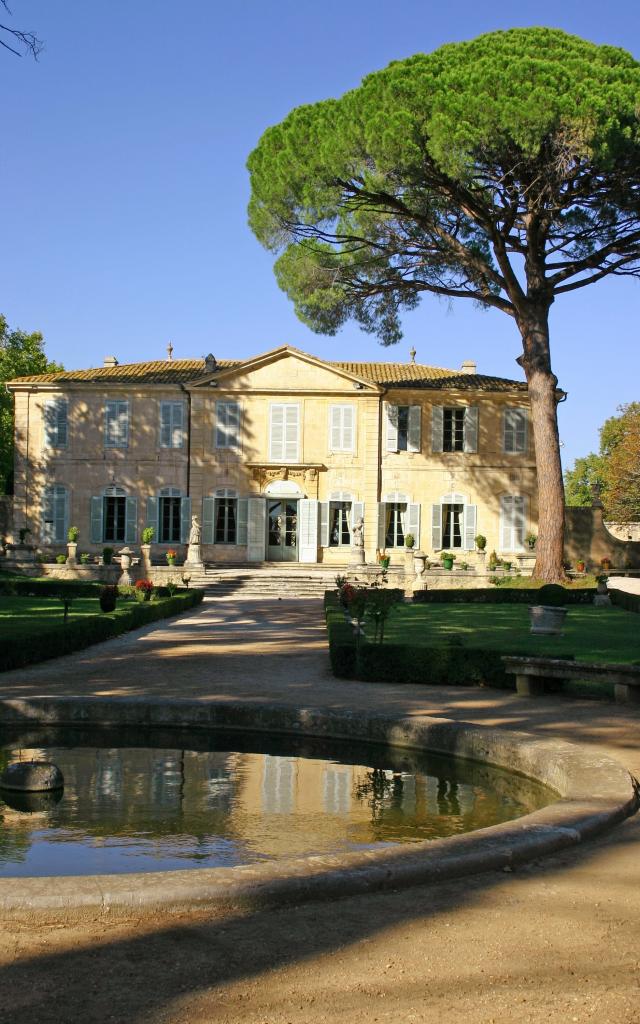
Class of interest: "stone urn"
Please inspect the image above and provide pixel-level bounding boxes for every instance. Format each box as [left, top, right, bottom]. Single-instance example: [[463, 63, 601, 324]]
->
[[528, 605, 567, 635], [140, 543, 152, 575], [66, 541, 78, 566], [117, 546, 134, 586]]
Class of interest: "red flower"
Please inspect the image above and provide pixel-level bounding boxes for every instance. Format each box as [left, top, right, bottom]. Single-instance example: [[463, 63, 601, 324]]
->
[[135, 578, 154, 592]]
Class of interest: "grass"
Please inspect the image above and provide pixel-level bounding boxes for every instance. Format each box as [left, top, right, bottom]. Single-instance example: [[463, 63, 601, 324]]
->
[[0, 596, 101, 637]]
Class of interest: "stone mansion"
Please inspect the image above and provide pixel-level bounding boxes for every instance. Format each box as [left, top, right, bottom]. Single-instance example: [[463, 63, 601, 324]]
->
[[7, 345, 537, 565]]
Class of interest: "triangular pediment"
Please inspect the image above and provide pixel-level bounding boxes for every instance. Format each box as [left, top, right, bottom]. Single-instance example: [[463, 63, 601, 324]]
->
[[187, 346, 382, 394]]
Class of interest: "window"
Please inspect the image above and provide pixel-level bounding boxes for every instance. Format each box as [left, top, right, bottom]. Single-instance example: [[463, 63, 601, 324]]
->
[[160, 402, 185, 449], [431, 493, 476, 550], [442, 501, 463, 547], [214, 488, 237, 543], [500, 495, 526, 551], [329, 502, 352, 546], [269, 404, 299, 462], [43, 399, 68, 449], [385, 503, 406, 547], [104, 400, 129, 448], [41, 484, 68, 542], [158, 487, 182, 543], [432, 406, 478, 453], [329, 405, 355, 452], [385, 404, 421, 452], [91, 488, 137, 544], [215, 401, 241, 450], [377, 495, 420, 549], [104, 495, 126, 542], [503, 408, 527, 454]]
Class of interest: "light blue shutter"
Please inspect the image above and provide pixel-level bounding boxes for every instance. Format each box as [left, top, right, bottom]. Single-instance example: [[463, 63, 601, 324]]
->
[[125, 497, 137, 543], [377, 502, 387, 549], [463, 407, 478, 453], [91, 496, 104, 543], [172, 403, 184, 448], [146, 497, 158, 537], [44, 401, 56, 447], [236, 498, 248, 546], [247, 497, 266, 561], [160, 404, 172, 447], [385, 404, 399, 451], [202, 497, 215, 544], [463, 504, 477, 550], [55, 487, 68, 542], [431, 504, 442, 550], [500, 496, 512, 551], [319, 502, 330, 547], [42, 487, 54, 542], [104, 402, 116, 447], [407, 406, 421, 453], [431, 406, 444, 452], [119, 402, 129, 448], [270, 405, 284, 460], [299, 499, 319, 562], [406, 503, 420, 547], [180, 496, 192, 543]]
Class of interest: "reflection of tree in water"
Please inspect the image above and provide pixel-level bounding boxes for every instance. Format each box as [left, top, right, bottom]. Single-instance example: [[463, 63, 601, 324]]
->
[[436, 778, 461, 817], [354, 768, 406, 822]]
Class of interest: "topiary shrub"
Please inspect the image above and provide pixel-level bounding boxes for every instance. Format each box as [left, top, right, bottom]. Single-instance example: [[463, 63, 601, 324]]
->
[[99, 584, 118, 612], [537, 584, 567, 607]]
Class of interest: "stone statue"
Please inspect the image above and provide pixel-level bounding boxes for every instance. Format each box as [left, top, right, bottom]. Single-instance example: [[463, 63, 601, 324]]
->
[[185, 514, 203, 567], [349, 516, 365, 566], [188, 515, 201, 546]]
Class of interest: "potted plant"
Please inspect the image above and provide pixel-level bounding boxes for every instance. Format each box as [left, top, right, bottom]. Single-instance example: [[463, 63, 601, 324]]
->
[[67, 525, 79, 565], [502, 559, 512, 572], [529, 584, 568, 635], [55, 553, 66, 565], [474, 534, 487, 552], [80, 552, 90, 564], [166, 548, 177, 566], [404, 533, 415, 550], [488, 550, 499, 571], [102, 547, 114, 565], [600, 557, 612, 572], [575, 559, 586, 573], [142, 526, 155, 545], [134, 578, 154, 602], [525, 533, 537, 550], [99, 584, 118, 612], [440, 551, 455, 570]]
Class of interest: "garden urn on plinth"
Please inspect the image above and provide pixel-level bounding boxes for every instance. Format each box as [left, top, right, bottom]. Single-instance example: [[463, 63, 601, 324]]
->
[[117, 546, 134, 586], [66, 542, 78, 566]]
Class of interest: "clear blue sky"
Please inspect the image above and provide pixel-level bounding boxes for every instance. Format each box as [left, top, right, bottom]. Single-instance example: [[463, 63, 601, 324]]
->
[[2, 0, 639, 469]]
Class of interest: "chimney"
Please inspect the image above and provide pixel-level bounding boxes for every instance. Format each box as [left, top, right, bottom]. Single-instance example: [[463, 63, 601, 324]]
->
[[103, 356, 119, 368], [460, 360, 476, 375], [204, 353, 217, 373]]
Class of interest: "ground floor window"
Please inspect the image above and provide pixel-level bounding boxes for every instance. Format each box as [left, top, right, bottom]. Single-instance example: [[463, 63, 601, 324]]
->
[[159, 496, 181, 543], [104, 496, 126, 543], [329, 501, 351, 546], [42, 484, 68, 543], [385, 503, 406, 548], [442, 503, 464, 548], [215, 495, 237, 543]]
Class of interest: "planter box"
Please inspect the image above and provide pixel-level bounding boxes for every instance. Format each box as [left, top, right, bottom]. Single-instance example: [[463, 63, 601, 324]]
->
[[529, 605, 567, 635]]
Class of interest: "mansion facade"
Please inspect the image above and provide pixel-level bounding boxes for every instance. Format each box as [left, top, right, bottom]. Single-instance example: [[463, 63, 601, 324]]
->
[[7, 345, 537, 565]]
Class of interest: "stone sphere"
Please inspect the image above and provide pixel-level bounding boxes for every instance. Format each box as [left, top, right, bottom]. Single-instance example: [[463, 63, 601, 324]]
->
[[0, 760, 64, 793], [0, 787, 64, 814]]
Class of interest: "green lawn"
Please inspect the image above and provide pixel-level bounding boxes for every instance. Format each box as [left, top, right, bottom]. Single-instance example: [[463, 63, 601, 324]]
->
[[0, 596, 101, 638], [378, 604, 638, 664]]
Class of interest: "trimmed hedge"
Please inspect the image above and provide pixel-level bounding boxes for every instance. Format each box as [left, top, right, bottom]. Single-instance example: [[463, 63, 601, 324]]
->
[[0, 589, 204, 671], [411, 586, 597, 605], [0, 576, 104, 599], [610, 588, 640, 614]]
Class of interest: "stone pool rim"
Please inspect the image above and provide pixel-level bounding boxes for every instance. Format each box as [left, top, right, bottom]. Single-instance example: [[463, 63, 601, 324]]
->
[[0, 696, 636, 914]]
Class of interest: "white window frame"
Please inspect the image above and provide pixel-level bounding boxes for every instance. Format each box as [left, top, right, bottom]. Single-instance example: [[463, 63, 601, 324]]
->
[[104, 400, 129, 449], [328, 404, 356, 453], [269, 403, 300, 463], [213, 487, 238, 544], [159, 401, 185, 449], [215, 400, 241, 450], [43, 398, 68, 449], [503, 408, 528, 454]]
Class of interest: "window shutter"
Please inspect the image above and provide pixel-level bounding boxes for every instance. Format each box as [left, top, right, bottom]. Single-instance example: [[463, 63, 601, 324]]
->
[[227, 402, 240, 449], [406, 503, 420, 547], [54, 487, 68, 542], [104, 402, 116, 447], [385, 404, 399, 452], [269, 405, 284, 461], [180, 496, 192, 544], [431, 406, 444, 452], [125, 497, 137, 543], [146, 497, 158, 537], [42, 487, 54, 542], [504, 409, 528, 454], [503, 409, 515, 453], [342, 405, 355, 452], [44, 401, 56, 447], [284, 405, 299, 462], [319, 501, 330, 547], [351, 500, 364, 529], [407, 406, 421, 453], [172, 403, 184, 448], [377, 502, 387, 549], [247, 497, 266, 561], [431, 503, 442, 550], [330, 406, 342, 451], [119, 402, 129, 448], [513, 495, 526, 550], [463, 504, 477, 550], [516, 411, 527, 453], [500, 496, 513, 551], [160, 404, 172, 448], [202, 497, 215, 545], [236, 498, 248, 546], [299, 499, 319, 562], [90, 496, 104, 543], [58, 402, 68, 448], [463, 407, 478, 453]]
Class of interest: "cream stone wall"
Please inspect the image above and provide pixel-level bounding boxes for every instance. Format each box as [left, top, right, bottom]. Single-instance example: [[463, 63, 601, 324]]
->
[[9, 350, 536, 565]]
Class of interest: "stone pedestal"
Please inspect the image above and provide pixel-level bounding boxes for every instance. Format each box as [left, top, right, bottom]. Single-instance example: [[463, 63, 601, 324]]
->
[[348, 545, 365, 567], [117, 546, 134, 586], [66, 542, 77, 566], [185, 542, 203, 568], [140, 543, 152, 576]]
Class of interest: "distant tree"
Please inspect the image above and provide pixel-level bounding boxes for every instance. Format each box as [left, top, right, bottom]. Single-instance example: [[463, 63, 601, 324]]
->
[[248, 28, 640, 580], [0, 1, 42, 59], [565, 403, 640, 521], [0, 316, 63, 493]]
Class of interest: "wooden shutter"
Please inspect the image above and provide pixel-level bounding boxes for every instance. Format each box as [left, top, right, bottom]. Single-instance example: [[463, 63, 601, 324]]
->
[[406, 503, 420, 546], [202, 497, 215, 545], [500, 495, 513, 551], [90, 496, 104, 543], [463, 406, 478, 453], [269, 405, 284, 461], [42, 487, 54, 541], [180, 496, 192, 544], [299, 499, 319, 563], [247, 497, 266, 561], [104, 402, 117, 447], [284, 405, 299, 461], [351, 500, 364, 529], [57, 402, 68, 448], [504, 409, 527, 454], [54, 487, 68, 542], [431, 503, 442, 550], [503, 409, 515, 453], [160, 404, 172, 447], [44, 401, 56, 447], [513, 495, 526, 549], [125, 497, 137, 543], [407, 406, 421, 453], [431, 406, 444, 452], [319, 501, 330, 547], [236, 498, 248, 546], [171, 402, 184, 448], [329, 406, 342, 451], [385, 404, 399, 452], [146, 497, 158, 538], [342, 406, 355, 451], [377, 502, 387, 549], [463, 504, 477, 550]]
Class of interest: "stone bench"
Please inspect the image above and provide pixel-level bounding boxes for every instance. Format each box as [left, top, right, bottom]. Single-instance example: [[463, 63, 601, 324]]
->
[[502, 656, 640, 704]]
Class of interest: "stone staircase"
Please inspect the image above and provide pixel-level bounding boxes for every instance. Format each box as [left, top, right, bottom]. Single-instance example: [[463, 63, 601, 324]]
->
[[184, 563, 404, 598]]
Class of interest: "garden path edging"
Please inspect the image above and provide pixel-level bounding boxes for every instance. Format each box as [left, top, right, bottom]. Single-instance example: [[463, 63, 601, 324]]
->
[[0, 696, 636, 914]]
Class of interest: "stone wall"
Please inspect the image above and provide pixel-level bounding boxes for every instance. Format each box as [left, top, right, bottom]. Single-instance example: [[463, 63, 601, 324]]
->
[[565, 506, 640, 571], [0, 495, 13, 544], [604, 522, 640, 543]]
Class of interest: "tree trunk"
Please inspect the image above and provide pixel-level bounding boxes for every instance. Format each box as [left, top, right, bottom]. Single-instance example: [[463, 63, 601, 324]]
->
[[517, 313, 567, 582]]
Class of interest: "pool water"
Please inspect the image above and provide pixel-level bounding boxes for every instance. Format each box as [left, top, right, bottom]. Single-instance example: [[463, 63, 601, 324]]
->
[[0, 727, 552, 877]]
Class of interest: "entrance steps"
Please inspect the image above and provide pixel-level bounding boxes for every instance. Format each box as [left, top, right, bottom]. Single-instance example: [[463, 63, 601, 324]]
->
[[184, 563, 404, 598]]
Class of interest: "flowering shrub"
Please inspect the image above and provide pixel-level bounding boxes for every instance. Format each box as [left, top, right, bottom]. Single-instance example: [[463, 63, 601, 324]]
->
[[339, 582, 356, 608], [135, 579, 154, 592], [166, 549, 177, 564]]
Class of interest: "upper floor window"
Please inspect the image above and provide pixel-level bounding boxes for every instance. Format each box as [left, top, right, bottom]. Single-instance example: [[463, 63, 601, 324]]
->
[[215, 401, 241, 450], [41, 484, 68, 543], [503, 408, 528, 454], [104, 400, 129, 449], [43, 399, 68, 449], [269, 404, 299, 462], [432, 406, 478, 453], [385, 404, 421, 453], [160, 402, 185, 449], [329, 405, 355, 452]]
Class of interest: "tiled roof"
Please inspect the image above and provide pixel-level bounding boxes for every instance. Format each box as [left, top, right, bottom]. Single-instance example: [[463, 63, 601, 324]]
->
[[8, 355, 527, 392]]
